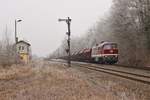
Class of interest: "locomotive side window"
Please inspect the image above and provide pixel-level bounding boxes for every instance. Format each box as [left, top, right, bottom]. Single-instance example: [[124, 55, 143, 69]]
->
[[92, 47, 97, 55]]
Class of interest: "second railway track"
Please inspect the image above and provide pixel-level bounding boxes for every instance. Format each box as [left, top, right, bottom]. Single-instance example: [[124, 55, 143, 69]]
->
[[72, 62, 150, 85], [49, 59, 150, 85]]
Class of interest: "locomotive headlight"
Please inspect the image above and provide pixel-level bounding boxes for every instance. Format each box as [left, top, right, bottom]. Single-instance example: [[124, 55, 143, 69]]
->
[[110, 50, 113, 53]]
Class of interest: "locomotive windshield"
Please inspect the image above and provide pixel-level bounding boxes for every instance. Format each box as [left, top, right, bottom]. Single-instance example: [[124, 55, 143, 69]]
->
[[103, 43, 117, 49]]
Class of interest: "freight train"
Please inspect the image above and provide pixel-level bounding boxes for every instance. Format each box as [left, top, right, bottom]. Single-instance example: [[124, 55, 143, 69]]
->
[[61, 41, 118, 64]]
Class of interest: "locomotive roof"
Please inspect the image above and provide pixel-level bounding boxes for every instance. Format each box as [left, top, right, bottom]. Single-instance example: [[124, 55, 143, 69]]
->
[[93, 42, 117, 48], [99, 42, 117, 45]]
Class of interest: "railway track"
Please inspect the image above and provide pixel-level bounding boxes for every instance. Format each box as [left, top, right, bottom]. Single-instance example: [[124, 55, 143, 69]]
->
[[50, 59, 150, 85], [72, 62, 150, 85]]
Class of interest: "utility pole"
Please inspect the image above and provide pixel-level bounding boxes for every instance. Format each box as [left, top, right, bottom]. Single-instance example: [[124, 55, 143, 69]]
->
[[14, 19, 22, 63], [58, 17, 71, 67], [15, 20, 17, 43], [15, 19, 22, 43]]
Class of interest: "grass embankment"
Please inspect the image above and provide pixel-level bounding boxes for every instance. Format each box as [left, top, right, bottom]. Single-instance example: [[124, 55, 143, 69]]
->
[[0, 61, 104, 100], [0, 61, 149, 100]]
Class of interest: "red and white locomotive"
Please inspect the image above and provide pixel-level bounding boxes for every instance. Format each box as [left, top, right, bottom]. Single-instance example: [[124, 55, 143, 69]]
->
[[91, 42, 118, 64]]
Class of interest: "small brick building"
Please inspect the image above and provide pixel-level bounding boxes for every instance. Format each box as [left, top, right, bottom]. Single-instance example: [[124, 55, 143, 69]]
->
[[16, 40, 31, 64]]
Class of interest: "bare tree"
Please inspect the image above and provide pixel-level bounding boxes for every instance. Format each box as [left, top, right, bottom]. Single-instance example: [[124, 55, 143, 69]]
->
[[0, 26, 16, 67]]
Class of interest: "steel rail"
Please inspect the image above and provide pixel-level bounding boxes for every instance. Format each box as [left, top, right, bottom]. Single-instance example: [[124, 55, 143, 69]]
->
[[49, 59, 150, 85], [72, 63, 150, 85], [89, 64, 150, 78]]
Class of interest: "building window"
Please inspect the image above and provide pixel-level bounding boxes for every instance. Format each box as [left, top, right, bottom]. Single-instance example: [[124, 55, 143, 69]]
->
[[19, 46, 21, 50], [22, 46, 24, 50]]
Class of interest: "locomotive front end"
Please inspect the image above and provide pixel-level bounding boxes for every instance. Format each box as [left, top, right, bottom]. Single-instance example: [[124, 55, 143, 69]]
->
[[102, 43, 118, 64], [91, 42, 118, 64]]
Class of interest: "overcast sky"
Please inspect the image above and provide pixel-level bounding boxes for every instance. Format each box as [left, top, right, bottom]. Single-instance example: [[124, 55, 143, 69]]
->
[[0, 0, 112, 57]]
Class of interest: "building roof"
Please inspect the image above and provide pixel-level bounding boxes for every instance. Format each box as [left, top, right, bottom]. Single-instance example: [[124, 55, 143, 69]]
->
[[16, 40, 31, 46]]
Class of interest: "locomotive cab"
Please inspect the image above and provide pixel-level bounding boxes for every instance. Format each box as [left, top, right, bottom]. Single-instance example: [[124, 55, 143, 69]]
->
[[102, 43, 118, 64]]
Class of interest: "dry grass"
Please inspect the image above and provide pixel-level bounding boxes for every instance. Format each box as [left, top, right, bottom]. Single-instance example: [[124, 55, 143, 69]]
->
[[77, 66, 150, 100], [0, 61, 149, 100], [0, 61, 105, 100]]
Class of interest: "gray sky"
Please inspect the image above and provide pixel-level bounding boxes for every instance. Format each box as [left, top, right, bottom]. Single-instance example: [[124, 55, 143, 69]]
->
[[0, 0, 112, 57]]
